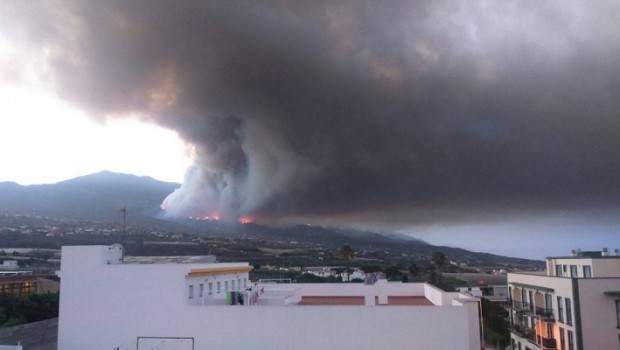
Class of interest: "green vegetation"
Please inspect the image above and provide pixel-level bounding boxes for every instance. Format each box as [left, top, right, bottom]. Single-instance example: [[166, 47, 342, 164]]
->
[[0, 292, 59, 328], [481, 298, 510, 348], [296, 273, 342, 283]]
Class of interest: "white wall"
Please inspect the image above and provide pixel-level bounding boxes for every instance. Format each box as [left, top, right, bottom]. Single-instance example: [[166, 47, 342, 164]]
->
[[58, 246, 481, 350]]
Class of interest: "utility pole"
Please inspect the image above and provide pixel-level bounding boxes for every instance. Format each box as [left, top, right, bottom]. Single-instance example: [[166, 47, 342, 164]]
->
[[119, 206, 127, 244]]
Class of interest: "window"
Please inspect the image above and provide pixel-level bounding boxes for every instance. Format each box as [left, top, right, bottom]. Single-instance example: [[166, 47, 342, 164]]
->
[[567, 330, 574, 350], [545, 294, 552, 313], [232, 280, 235, 291], [558, 296, 564, 322], [616, 300, 620, 327], [189, 285, 194, 299], [583, 265, 592, 278], [559, 328, 565, 350], [570, 265, 578, 277], [565, 298, 572, 325], [225, 281, 229, 291], [199, 283, 204, 298], [238, 278, 241, 290], [546, 323, 553, 338], [208, 282, 213, 295], [556, 265, 563, 277], [563, 265, 567, 273], [217, 281, 221, 294], [244, 278, 247, 289]]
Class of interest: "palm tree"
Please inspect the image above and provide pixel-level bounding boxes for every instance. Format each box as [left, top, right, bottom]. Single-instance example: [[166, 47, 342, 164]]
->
[[408, 263, 421, 282], [430, 251, 447, 288], [339, 245, 355, 281]]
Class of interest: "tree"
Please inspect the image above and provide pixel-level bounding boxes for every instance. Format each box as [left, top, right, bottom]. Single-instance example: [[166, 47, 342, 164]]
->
[[338, 245, 355, 262], [338, 245, 355, 281], [408, 263, 421, 282], [431, 251, 447, 272], [429, 251, 448, 290], [481, 298, 510, 348]]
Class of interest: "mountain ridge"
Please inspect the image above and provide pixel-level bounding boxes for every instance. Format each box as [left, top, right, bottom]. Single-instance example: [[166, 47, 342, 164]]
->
[[0, 171, 540, 264]]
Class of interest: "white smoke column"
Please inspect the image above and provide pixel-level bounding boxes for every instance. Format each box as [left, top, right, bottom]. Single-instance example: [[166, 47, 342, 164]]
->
[[162, 118, 322, 221]]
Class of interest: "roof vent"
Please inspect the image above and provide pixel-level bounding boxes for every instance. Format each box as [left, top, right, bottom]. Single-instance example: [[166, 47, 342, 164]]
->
[[602, 247, 609, 257]]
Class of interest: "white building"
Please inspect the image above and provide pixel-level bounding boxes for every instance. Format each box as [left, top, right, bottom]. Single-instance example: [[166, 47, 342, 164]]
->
[[508, 249, 620, 350], [303, 266, 338, 278], [58, 245, 482, 350], [456, 285, 509, 302], [0, 260, 18, 270], [341, 268, 367, 282]]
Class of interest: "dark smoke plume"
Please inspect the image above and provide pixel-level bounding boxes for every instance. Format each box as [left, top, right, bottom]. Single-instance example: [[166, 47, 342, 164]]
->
[[2, 1, 620, 226]]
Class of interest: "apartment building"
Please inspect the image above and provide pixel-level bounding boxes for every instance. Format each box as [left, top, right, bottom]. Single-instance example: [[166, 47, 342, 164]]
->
[[508, 249, 620, 350], [57, 244, 482, 350]]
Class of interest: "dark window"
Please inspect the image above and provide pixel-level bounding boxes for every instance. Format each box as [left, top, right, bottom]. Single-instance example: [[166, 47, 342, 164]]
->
[[570, 265, 578, 277], [566, 298, 573, 325], [558, 296, 564, 322], [616, 300, 620, 327], [556, 265, 563, 276], [583, 265, 592, 278], [567, 330, 574, 350], [559, 328, 565, 350], [546, 323, 553, 338]]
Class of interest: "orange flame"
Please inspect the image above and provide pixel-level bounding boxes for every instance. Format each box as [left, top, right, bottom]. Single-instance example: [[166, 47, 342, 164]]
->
[[239, 217, 253, 224]]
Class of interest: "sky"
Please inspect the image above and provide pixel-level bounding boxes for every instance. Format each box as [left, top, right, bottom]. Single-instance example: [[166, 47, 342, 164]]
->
[[0, 84, 192, 185], [1, 1, 620, 259]]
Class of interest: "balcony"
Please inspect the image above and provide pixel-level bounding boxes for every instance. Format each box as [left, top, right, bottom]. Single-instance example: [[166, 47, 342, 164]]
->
[[512, 300, 530, 311], [534, 306, 555, 321], [541, 337, 557, 349], [510, 324, 536, 343]]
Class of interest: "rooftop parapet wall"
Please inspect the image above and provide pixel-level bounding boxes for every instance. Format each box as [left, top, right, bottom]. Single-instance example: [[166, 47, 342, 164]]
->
[[289, 281, 476, 307]]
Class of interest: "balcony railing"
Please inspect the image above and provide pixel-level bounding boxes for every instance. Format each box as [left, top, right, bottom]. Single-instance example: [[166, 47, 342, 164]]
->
[[535, 306, 555, 320], [541, 337, 557, 349], [512, 300, 530, 310], [510, 325, 536, 343]]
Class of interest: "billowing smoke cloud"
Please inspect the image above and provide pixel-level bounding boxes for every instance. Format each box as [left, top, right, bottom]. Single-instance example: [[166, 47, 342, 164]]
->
[[2, 1, 620, 226]]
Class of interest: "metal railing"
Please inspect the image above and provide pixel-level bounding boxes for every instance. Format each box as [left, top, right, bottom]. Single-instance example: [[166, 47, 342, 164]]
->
[[510, 324, 537, 343], [541, 337, 557, 349], [511, 300, 530, 310], [534, 306, 554, 320]]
